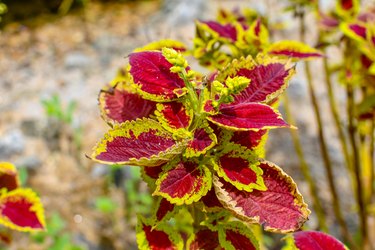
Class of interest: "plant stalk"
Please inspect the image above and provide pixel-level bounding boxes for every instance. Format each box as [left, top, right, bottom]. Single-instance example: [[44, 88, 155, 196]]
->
[[370, 119, 375, 203], [297, 9, 353, 246], [283, 93, 328, 232], [347, 84, 368, 247]]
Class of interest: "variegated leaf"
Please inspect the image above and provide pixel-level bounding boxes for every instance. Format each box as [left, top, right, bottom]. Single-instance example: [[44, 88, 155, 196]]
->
[[0, 188, 45, 232], [218, 221, 259, 250], [216, 55, 295, 104], [200, 187, 224, 212], [212, 151, 266, 192], [0, 162, 19, 191], [200, 21, 238, 42], [91, 119, 186, 166], [185, 125, 217, 158], [268, 41, 323, 60], [214, 161, 310, 233], [136, 215, 183, 250], [293, 231, 347, 250], [99, 83, 156, 124], [155, 102, 193, 132], [134, 39, 187, 52], [207, 102, 290, 131], [154, 160, 212, 205], [129, 51, 187, 101]]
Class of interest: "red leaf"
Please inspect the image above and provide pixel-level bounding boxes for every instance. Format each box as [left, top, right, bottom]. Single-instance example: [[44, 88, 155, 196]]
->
[[185, 127, 216, 157], [201, 21, 237, 42], [137, 216, 182, 250], [218, 222, 258, 250], [340, 0, 354, 10], [233, 63, 292, 103], [200, 188, 223, 211], [230, 129, 267, 150], [268, 41, 323, 60], [189, 228, 222, 250], [92, 119, 185, 166], [154, 161, 211, 205], [156, 102, 192, 130], [0, 162, 19, 191], [293, 231, 346, 250], [155, 198, 176, 222], [0, 189, 45, 232], [348, 23, 367, 39], [99, 85, 156, 124], [144, 164, 165, 180], [214, 161, 310, 233], [207, 103, 290, 131], [129, 51, 186, 101], [214, 152, 265, 192]]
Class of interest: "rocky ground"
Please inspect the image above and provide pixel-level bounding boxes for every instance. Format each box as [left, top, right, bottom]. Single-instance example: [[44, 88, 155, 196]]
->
[[0, 0, 366, 249]]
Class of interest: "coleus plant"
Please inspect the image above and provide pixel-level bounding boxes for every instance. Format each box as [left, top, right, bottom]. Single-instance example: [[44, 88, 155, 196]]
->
[[0, 162, 45, 233], [90, 44, 315, 249]]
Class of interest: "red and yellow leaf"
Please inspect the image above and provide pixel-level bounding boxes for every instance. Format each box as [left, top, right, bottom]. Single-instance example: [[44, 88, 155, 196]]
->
[[293, 231, 347, 250], [154, 160, 212, 205], [185, 125, 217, 158], [99, 83, 156, 124], [0, 188, 45, 232], [214, 161, 310, 233], [141, 164, 166, 190], [216, 55, 294, 104], [230, 129, 268, 151], [0, 162, 19, 191], [134, 39, 187, 52], [187, 227, 222, 250], [136, 215, 183, 250], [246, 18, 269, 47], [218, 221, 259, 250], [207, 102, 290, 131], [155, 102, 193, 132], [129, 51, 187, 101], [213, 151, 265, 192], [336, 0, 359, 17], [91, 118, 186, 166], [340, 22, 367, 42], [200, 21, 238, 42], [268, 41, 323, 60]]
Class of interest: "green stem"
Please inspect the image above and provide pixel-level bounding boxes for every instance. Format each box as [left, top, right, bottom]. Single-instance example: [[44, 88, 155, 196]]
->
[[347, 84, 368, 247], [320, 47, 352, 172], [283, 93, 328, 232], [297, 9, 353, 247]]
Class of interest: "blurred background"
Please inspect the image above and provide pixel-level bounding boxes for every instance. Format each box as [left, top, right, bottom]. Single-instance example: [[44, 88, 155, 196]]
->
[[0, 0, 373, 249]]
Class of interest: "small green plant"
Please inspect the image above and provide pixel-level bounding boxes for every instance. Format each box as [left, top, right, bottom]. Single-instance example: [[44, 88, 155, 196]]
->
[[41, 94, 77, 124], [32, 212, 84, 250]]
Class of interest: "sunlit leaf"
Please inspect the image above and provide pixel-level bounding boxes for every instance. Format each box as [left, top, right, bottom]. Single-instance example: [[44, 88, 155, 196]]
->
[[155, 102, 193, 132], [207, 102, 290, 131], [99, 82, 156, 124], [340, 22, 367, 42], [134, 39, 187, 52], [91, 118, 186, 166], [214, 161, 310, 233], [0, 188, 46, 232], [216, 55, 294, 104], [136, 215, 183, 250], [212, 151, 266, 192], [336, 0, 359, 17], [268, 41, 323, 60], [185, 125, 217, 158], [0, 162, 19, 191], [293, 231, 347, 250], [154, 160, 212, 205], [218, 221, 259, 250], [129, 51, 187, 101]]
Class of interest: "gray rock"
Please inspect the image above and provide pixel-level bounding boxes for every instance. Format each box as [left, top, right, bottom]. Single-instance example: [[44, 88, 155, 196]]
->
[[0, 130, 25, 157], [15, 155, 42, 170], [91, 164, 109, 178]]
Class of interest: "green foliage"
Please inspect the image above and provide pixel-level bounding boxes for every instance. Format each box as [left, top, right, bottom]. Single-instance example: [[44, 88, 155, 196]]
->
[[41, 94, 76, 125]]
